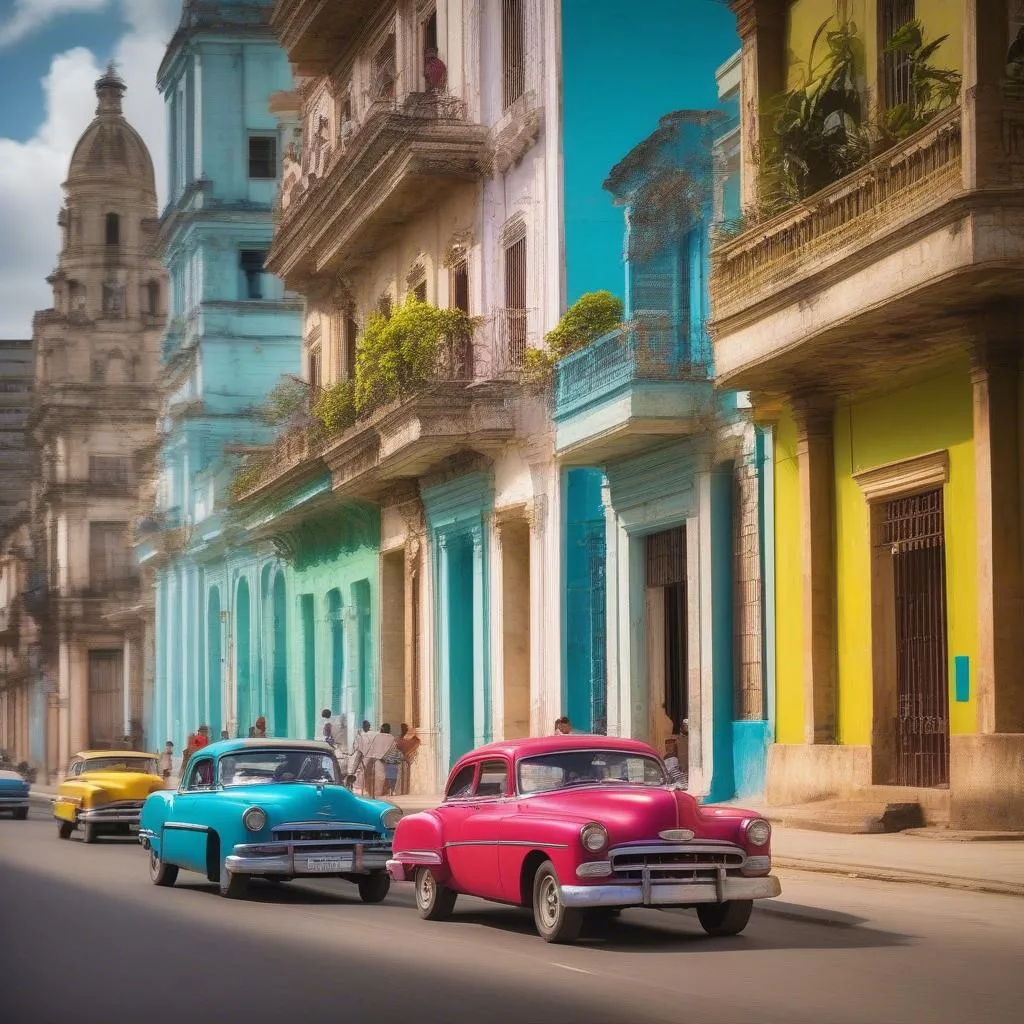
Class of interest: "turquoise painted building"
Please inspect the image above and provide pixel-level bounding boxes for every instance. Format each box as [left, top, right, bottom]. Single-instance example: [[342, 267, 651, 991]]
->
[[556, 49, 775, 801], [139, 1, 303, 750]]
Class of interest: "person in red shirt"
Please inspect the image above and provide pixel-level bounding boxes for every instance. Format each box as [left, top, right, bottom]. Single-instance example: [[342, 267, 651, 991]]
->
[[180, 725, 210, 776]]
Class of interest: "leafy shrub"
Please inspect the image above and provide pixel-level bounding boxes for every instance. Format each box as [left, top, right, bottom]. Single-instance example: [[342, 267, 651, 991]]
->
[[258, 376, 310, 427], [230, 460, 269, 501], [312, 378, 357, 434], [544, 291, 624, 360]]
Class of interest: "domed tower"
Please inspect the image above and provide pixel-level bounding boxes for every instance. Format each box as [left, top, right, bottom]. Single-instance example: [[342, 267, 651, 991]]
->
[[50, 64, 165, 350], [29, 65, 167, 774]]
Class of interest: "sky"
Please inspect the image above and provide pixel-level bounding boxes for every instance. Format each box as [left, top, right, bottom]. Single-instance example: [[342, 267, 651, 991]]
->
[[0, 0, 180, 338]]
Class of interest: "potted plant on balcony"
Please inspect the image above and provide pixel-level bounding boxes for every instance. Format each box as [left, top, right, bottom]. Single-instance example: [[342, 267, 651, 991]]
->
[[523, 290, 623, 382]]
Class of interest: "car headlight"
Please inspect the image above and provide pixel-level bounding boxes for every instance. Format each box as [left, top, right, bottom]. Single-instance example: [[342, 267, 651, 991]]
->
[[745, 817, 771, 847], [580, 822, 608, 853], [242, 807, 267, 833], [382, 806, 403, 831]]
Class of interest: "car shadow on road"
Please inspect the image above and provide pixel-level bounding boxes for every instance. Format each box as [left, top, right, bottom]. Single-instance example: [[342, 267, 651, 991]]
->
[[442, 904, 910, 954]]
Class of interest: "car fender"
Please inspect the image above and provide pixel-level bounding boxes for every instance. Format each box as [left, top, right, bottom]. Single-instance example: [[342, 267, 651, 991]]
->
[[498, 815, 590, 902], [392, 810, 451, 883], [140, 790, 173, 856]]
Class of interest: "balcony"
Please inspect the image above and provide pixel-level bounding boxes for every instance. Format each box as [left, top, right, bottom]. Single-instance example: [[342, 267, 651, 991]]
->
[[269, 94, 489, 287], [271, 1, 377, 70], [41, 474, 136, 504], [553, 318, 714, 463], [235, 326, 519, 507], [708, 106, 1024, 393]]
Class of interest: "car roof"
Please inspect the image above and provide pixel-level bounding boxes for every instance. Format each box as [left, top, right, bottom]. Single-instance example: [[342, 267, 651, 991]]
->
[[77, 750, 159, 760], [193, 738, 334, 758], [455, 734, 659, 764]]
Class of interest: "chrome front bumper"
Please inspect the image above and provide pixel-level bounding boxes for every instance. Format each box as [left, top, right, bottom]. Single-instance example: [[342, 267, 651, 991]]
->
[[0, 794, 29, 810], [226, 841, 392, 877], [560, 874, 781, 908], [78, 804, 142, 825]]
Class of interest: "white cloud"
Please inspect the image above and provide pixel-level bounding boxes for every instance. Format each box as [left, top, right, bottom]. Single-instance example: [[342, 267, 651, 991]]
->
[[0, 0, 180, 337], [0, 0, 112, 49]]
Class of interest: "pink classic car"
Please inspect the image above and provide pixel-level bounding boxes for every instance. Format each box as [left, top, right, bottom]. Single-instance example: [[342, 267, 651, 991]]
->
[[388, 735, 781, 943]]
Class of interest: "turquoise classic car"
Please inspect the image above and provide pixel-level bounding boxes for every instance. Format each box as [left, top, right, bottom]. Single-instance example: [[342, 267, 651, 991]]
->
[[139, 738, 401, 900], [0, 769, 30, 819]]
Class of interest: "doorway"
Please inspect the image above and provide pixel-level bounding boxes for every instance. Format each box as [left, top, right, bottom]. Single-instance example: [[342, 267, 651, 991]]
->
[[500, 519, 530, 739], [88, 649, 124, 749], [646, 528, 687, 757], [884, 489, 950, 787]]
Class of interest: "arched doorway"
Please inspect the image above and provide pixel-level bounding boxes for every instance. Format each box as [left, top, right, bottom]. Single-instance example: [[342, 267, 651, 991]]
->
[[236, 578, 252, 737], [207, 588, 222, 737], [272, 571, 289, 736]]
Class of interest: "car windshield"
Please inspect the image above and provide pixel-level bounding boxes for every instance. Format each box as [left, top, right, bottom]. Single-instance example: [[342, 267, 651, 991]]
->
[[219, 749, 340, 787], [83, 757, 158, 774], [517, 750, 667, 795]]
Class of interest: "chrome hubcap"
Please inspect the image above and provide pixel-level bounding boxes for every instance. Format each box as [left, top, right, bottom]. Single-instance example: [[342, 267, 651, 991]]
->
[[419, 871, 434, 908], [149, 851, 159, 876], [539, 876, 560, 929]]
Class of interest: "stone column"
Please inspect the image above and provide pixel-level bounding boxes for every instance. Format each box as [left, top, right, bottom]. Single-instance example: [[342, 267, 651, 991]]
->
[[122, 635, 132, 740], [793, 393, 836, 745], [731, 0, 788, 211], [962, 0, 1013, 190], [971, 316, 1024, 734], [404, 538, 421, 728], [471, 525, 488, 748], [435, 533, 450, 768]]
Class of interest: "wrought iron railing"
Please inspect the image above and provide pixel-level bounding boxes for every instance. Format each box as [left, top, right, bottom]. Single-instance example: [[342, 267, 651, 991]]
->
[[711, 106, 963, 318], [555, 318, 709, 417], [490, 309, 529, 376]]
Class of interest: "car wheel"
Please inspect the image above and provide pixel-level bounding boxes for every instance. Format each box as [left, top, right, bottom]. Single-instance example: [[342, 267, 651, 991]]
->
[[57, 819, 73, 840], [219, 862, 249, 899], [532, 861, 583, 944], [13, 807, 28, 820], [149, 848, 178, 887], [697, 899, 753, 937], [415, 866, 457, 921], [357, 872, 391, 904], [82, 821, 98, 844]]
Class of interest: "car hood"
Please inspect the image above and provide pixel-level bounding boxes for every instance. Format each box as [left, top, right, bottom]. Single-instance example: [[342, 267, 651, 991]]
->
[[0, 775, 29, 794], [215, 783, 393, 829], [64, 772, 165, 802], [519, 786, 751, 845]]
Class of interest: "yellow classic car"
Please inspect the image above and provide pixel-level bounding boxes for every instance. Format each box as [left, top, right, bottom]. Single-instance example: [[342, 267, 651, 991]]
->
[[54, 751, 167, 843]]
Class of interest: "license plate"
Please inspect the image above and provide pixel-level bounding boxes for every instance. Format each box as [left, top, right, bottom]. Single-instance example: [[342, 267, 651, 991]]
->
[[303, 856, 352, 873]]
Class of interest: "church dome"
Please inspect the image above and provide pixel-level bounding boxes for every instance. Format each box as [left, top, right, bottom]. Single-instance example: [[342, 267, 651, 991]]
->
[[66, 65, 156, 193]]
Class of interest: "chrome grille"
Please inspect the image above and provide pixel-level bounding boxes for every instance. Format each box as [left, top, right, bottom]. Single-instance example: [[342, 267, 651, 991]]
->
[[609, 843, 745, 882], [272, 823, 380, 844]]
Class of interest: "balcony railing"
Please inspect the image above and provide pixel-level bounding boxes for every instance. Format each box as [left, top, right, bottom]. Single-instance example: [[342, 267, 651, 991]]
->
[[555, 318, 710, 419], [711, 106, 963, 320]]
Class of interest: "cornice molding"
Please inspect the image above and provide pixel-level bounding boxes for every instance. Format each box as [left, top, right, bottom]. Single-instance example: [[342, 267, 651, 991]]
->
[[854, 449, 950, 504]]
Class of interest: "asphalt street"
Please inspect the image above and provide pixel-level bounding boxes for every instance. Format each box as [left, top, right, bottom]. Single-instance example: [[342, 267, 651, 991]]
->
[[1, 803, 1021, 1024]]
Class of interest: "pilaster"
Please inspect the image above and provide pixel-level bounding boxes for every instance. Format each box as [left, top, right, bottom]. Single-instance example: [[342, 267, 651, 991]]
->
[[793, 392, 837, 745], [971, 311, 1024, 733]]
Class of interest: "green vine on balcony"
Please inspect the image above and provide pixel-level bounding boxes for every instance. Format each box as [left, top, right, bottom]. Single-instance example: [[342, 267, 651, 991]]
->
[[354, 297, 477, 412], [312, 378, 357, 434], [230, 459, 270, 501], [524, 290, 625, 381], [258, 375, 311, 427]]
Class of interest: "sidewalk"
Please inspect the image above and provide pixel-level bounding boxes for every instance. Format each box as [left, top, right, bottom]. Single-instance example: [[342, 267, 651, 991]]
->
[[30, 784, 1024, 896]]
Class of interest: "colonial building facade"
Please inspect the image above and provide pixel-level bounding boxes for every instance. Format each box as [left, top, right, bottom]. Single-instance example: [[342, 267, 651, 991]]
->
[[139, 0, 302, 754], [22, 67, 165, 774], [713, 0, 1022, 829]]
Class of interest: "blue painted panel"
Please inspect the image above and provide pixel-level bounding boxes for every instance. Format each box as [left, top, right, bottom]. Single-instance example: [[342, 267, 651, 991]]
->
[[564, 468, 607, 733], [271, 571, 289, 736], [954, 655, 970, 703], [353, 579, 374, 726], [707, 463, 736, 804], [731, 720, 770, 799], [447, 535, 476, 766], [207, 587, 223, 736], [235, 578, 252, 738], [301, 594, 316, 737]]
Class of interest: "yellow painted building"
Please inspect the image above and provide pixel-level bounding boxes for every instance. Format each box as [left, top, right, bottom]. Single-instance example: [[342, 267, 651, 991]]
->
[[713, 0, 1024, 829]]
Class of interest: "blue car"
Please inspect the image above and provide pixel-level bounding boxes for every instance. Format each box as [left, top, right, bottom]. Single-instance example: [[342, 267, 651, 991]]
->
[[0, 769, 30, 819], [139, 739, 401, 900]]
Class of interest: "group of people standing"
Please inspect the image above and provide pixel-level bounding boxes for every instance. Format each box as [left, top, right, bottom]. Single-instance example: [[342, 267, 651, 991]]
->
[[322, 711, 419, 797]]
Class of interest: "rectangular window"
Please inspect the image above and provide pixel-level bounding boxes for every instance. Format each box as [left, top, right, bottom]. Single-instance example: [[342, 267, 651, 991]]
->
[[423, 10, 438, 55], [881, 0, 916, 109], [89, 522, 131, 585], [451, 258, 469, 314], [502, 0, 526, 110], [378, 294, 393, 318], [89, 455, 131, 489], [345, 314, 359, 379], [239, 250, 267, 300], [248, 135, 278, 179], [308, 344, 322, 392], [373, 35, 397, 102], [503, 231, 527, 367], [475, 760, 509, 798], [412, 279, 428, 303], [105, 213, 120, 246]]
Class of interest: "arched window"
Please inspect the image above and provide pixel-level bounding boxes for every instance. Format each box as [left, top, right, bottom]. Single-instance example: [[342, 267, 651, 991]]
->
[[105, 213, 120, 246]]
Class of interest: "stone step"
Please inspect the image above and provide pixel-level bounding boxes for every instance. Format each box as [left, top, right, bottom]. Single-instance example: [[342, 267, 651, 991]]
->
[[764, 800, 927, 834]]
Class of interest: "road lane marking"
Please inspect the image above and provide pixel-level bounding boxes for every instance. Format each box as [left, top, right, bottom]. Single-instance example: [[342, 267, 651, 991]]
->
[[552, 962, 594, 975]]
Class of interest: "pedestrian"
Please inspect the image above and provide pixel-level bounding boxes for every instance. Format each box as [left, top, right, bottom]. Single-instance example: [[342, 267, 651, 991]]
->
[[248, 726, 256, 738], [396, 723, 420, 795], [159, 741, 174, 780], [664, 736, 687, 788], [321, 708, 349, 780], [554, 716, 572, 735], [220, 729, 229, 741], [254, 716, 267, 738], [350, 720, 378, 797], [380, 724, 402, 796]]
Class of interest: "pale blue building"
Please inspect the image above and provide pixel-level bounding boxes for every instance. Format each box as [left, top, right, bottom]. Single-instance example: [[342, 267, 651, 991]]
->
[[557, 52, 775, 802], [140, 0, 301, 751]]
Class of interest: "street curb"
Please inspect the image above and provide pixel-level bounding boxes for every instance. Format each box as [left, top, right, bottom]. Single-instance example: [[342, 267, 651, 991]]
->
[[774, 858, 1024, 898]]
